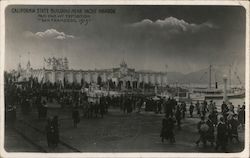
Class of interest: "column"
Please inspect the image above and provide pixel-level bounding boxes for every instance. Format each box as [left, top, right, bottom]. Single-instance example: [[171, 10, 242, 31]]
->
[[51, 70, 55, 84], [223, 75, 228, 102]]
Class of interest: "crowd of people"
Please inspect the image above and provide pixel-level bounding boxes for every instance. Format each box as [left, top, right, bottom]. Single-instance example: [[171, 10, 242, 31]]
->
[[4, 72, 245, 152], [160, 99, 245, 152]]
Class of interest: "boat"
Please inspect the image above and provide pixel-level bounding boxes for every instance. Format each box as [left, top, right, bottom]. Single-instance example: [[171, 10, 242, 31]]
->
[[189, 64, 245, 100], [190, 87, 245, 100]]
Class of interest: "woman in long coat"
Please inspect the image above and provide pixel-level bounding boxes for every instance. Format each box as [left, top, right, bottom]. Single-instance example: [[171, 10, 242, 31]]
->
[[161, 115, 175, 143]]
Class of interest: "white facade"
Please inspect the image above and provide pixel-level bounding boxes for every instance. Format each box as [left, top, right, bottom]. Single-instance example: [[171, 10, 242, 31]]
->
[[17, 59, 168, 87]]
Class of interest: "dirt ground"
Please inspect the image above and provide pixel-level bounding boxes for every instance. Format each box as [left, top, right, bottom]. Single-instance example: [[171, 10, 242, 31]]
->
[[4, 106, 245, 153]]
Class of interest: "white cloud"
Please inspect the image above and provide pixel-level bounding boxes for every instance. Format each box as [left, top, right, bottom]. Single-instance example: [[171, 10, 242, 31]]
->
[[23, 29, 75, 40], [129, 16, 217, 34]]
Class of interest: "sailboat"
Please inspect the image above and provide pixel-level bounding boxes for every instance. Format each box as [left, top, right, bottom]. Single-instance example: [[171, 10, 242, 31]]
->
[[189, 65, 245, 100]]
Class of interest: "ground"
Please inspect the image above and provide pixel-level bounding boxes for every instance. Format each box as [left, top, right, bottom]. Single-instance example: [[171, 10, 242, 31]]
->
[[4, 105, 245, 153]]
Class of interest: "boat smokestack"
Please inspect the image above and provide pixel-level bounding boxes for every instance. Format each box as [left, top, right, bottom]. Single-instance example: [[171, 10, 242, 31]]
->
[[223, 75, 228, 102], [215, 82, 218, 89]]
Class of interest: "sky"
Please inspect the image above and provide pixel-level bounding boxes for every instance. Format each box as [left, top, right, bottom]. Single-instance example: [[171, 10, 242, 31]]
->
[[5, 5, 246, 76]]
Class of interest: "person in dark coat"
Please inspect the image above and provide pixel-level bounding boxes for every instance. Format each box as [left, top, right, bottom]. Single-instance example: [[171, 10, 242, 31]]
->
[[157, 99, 162, 114], [221, 101, 228, 118], [160, 116, 168, 142], [161, 114, 175, 143], [72, 107, 80, 128], [52, 116, 59, 147], [201, 102, 207, 118], [210, 110, 218, 126], [169, 98, 176, 117], [215, 117, 228, 152], [238, 105, 245, 128], [166, 115, 176, 143], [46, 118, 55, 148], [196, 116, 209, 147], [189, 102, 194, 118], [195, 101, 201, 116], [206, 115, 215, 146], [175, 105, 182, 130], [181, 102, 186, 119], [228, 114, 240, 143]]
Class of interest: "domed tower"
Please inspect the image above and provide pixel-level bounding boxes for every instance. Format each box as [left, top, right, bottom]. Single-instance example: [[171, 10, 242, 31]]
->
[[120, 59, 127, 68]]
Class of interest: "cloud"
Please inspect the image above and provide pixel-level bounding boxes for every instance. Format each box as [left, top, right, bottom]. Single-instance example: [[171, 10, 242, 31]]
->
[[129, 16, 217, 34], [23, 29, 75, 40]]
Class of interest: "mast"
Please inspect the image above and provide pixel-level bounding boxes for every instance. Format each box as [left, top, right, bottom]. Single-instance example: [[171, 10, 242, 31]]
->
[[209, 64, 212, 89], [229, 64, 232, 90]]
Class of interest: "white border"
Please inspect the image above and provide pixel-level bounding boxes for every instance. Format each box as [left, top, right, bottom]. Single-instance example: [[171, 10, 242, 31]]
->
[[0, 0, 249, 158]]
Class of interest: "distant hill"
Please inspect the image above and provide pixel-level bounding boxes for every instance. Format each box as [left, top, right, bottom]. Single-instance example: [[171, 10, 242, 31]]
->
[[167, 68, 244, 85], [167, 72, 185, 83]]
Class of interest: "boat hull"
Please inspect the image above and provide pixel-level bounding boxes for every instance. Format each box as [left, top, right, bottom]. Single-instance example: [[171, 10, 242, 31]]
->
[[204, 92, 245, 99]]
